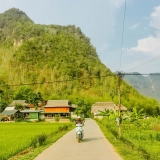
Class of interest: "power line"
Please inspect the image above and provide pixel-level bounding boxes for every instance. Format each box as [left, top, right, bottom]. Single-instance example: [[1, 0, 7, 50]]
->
[[6, 74, 115, 86], [123, 73, 160, 75], [5, 72, 160, 87], [115, 71, 160, 77], [125, 55, 160, 72], [130, 62, 160, 70], [119, 0, 127, 71], [145, 63, 160, 68]]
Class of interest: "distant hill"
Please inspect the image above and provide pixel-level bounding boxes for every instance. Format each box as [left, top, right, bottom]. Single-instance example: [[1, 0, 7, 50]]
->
[[124, 73, 160, 102], [0, 8, 159, 116]]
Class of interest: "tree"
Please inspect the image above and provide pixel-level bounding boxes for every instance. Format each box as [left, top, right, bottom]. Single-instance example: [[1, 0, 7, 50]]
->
[[0, 89, 4, 102], [13, 86, 34, 100], [75, 98, 91, 118], [27, 92, 42, 109], [0, 101, 7, 112], [13, 86, 43, 109]]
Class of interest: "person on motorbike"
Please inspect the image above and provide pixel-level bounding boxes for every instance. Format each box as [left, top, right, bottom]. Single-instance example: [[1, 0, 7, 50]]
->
[[75, 116, 84, 126], [75, 116, 84, 141]]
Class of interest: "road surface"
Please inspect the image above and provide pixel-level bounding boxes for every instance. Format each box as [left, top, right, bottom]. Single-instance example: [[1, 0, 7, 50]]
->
[[34, 118, 123, 160]]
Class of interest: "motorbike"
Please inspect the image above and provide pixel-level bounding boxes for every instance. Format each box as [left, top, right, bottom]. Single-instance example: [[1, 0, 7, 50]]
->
[[75, 123, 84, 143]]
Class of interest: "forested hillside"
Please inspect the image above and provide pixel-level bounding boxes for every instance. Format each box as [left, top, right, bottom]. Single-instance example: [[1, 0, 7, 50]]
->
[[0, 8, 159, 116]]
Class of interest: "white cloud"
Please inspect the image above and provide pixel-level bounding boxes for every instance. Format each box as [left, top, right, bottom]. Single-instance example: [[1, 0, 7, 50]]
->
[[129, 23, 140, 30], [129, 5, 160, 57], [131, 36, 160, 56], [150, 6, 160, 30]]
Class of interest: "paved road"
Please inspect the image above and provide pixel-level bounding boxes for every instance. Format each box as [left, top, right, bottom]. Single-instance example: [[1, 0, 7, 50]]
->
[[34, 118, 123, 160]]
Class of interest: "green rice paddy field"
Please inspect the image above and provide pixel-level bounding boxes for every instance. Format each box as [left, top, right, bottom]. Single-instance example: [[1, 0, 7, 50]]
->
[[0, 122, 71, 160]]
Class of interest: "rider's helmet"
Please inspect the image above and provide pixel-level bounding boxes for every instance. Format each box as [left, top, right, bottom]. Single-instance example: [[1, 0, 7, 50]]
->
[[77, 116, 81, 119]]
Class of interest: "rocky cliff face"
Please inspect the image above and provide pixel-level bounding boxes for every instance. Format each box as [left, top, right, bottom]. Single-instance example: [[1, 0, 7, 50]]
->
[[124, 73, 160, 102]]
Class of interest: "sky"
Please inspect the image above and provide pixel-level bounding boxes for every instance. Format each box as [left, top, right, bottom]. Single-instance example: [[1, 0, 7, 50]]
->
[[0, 0, 160, 74]]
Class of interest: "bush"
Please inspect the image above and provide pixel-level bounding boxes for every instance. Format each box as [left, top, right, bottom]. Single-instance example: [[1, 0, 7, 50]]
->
[[58, 125, 69, 132], [30, 133, 47, 148], [30, 136, 38, 148], [54, 114, 60, 122], [38, 133, 47, 146]]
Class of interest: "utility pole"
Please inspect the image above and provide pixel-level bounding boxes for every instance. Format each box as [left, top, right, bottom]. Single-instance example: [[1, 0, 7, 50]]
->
[[117, 72, 123, 137]]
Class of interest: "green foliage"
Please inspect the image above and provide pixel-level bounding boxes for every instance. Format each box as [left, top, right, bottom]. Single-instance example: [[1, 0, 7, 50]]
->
[[0, 89, 8, 111], [13, 86, 43, 108], [98, 109, 117, 117], [97, 117, 160, 160], [13, 86, 34, 100], [30, 136, 38, 148], [0, 101, 8, 111], [58, 124, 69, 132], [15, 103, 24, 110], [126, 107, 145, 122], [0, 8, 33, 45], [0, 8, 159, 116], [0, 123, 73, 160], [74, 98, 91, 118], [37, 133, 47, 146], [54, 114, 60, 122]]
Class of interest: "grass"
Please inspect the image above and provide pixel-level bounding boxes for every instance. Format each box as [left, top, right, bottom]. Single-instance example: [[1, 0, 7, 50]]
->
[[0, 122, 74, 160], [95, 117, 160, 160]]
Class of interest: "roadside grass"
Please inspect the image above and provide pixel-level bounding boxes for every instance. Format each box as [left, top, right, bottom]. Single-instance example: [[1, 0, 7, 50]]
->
[[95, 117, 160, 160], [0, 122, 74, 160], [96, 119, 143, 160]]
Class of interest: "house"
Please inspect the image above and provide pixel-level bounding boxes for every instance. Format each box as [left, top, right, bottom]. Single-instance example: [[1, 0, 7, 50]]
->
[[9, 100, 27, 109], [9, 100, 27, 107], [43, 100, 73, 120], [25, 100, 47, 110], [20, 110, 43, 121], [91, 102, 127, 116], [0, 107, 20, 121], [114, 104, 127, 111]]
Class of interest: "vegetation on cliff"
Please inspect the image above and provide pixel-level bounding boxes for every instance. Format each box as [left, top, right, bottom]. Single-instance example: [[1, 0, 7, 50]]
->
[[0, 8, 159, 116]]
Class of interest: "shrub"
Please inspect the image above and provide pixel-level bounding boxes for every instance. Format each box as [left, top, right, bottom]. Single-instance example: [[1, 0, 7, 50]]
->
[[30, 133, 47, 148], [54, 114, 60, 122], [156, 133, 160, 141], [30, 136, 38, 148], [58, 125, 69, 132], [38, 133, 47, 146]]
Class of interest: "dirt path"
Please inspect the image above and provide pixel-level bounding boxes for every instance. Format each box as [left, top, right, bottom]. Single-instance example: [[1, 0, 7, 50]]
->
[[34, 118, 123, 160]]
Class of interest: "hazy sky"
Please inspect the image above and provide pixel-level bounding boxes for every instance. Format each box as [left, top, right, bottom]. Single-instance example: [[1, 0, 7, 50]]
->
[[1, 0, 160, 73]]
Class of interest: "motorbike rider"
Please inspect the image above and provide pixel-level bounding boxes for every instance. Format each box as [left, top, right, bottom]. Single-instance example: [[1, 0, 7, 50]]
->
[[75, 116, 84, 141], [75, 116, 84, 126]]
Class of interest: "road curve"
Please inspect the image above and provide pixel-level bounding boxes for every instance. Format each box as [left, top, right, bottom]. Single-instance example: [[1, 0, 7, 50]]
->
[[34, 118, 123, 160]]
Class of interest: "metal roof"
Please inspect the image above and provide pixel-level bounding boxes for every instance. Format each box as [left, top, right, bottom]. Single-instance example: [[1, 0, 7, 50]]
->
[[44, 100, 71, 108], [0, 109, 18, 115], [9, 100, 26, 107], [44, 111, 70, 113], [71, 104, 77, 108], [92, 102, 127, 113], [21, 110, 42, 113], [5, 107, 15, 110]]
